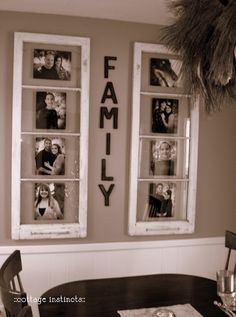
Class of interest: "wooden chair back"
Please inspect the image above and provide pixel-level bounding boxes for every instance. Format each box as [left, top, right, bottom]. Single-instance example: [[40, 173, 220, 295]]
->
[[0, 287, 27, 317], [16, 306, 33, 317], [0, 250, 23, 292], [225, 230, 236, 270]]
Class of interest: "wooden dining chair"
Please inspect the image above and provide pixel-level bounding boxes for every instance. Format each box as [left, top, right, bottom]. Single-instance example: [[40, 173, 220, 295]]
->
[[0, 250, 24, 291], [225, 230, 236, 270], [0, 287, 28, 317], [16, 306, 33, 317], [0, 250, 27, 317]]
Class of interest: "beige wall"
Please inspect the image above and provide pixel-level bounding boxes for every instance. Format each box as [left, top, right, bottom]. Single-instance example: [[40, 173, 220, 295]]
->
[[0, 11, 235, 245]]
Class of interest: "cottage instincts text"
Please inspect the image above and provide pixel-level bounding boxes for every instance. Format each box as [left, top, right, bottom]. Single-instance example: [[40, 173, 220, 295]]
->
[[14, 295, 86, 305]]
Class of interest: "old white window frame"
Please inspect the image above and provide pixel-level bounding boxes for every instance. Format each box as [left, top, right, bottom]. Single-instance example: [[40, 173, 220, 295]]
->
[[11, 32, 90, 239], [128, 42, 199, 236]]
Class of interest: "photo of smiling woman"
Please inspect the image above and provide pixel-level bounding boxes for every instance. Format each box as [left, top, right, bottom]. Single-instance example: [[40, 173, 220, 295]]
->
[[34, 183, 64, 220]]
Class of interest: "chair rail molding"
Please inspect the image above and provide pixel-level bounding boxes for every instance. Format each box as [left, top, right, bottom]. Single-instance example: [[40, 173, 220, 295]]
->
[[0, 236, 226, 254]]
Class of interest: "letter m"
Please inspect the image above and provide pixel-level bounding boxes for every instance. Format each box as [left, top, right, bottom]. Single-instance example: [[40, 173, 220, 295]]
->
[[99, 106, 118, 129]]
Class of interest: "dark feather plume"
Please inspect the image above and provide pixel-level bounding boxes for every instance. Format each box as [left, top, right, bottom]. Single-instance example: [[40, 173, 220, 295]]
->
[[160, 0, 236, 112]]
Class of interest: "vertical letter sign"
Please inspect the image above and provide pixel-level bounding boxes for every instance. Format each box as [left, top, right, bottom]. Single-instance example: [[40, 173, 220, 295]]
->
[[98, 56, 118, 206]]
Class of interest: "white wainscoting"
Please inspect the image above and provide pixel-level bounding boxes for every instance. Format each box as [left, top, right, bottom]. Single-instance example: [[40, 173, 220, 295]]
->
[[0, 236, 233, 317]]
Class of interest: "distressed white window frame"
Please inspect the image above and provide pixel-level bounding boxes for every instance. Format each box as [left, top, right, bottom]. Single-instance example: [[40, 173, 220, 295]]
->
[[11, 32, 90, 239], [128, 42, 199, 236]]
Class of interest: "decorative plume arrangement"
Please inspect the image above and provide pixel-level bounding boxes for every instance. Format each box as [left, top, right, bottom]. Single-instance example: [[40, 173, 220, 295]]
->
[[161, 0, 236, 112]]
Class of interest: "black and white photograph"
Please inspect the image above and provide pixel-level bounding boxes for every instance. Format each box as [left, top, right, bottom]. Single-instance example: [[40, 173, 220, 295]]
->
[[150, 140, 176, 176], [35, 137, 65, 176], [148, 182, 175, 218], [151, 98, 178, 133], [33, 49, 71, 80], [34, 182, 65, 220], [36, 91, 67, 129], [150, 57, 181, 87]]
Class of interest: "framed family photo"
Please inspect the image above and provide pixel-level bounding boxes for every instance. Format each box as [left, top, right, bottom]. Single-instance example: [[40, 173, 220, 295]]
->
[[128, 42, 199, 235], [11, 32, 90, 239], [33, 49, 71, 80]]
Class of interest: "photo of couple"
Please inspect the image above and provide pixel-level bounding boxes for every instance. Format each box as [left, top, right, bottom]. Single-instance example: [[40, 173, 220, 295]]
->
[[148, 182, 175, 218], [151, 98, 178, 134], [35, 137, 65, 176], [33, 49, 71, 81]]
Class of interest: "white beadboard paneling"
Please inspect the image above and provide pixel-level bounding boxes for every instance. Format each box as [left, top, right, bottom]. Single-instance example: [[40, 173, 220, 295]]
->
[[0, 237, 232, 317]]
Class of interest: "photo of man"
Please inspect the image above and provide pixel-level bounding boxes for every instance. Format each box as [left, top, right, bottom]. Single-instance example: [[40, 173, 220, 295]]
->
[[34, 50, 59, 80], [36, 91, 67, 130]]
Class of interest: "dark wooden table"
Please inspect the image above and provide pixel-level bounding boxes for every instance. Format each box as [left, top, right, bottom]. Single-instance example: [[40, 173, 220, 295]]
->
[[38, 274, 225, 317]]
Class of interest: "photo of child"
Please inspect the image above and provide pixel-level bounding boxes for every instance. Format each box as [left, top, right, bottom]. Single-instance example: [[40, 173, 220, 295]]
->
[[34, 182, 65, 220], [150, 140, 177, 176]]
